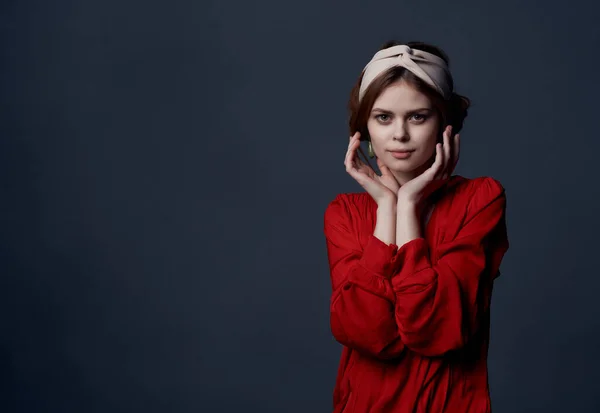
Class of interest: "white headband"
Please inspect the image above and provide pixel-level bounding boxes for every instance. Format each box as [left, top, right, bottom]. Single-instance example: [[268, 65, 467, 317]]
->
[[359, 45, 453, 101]]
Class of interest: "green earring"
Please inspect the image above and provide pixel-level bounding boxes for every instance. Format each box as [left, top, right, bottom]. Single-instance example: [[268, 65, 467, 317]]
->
[[368, 141, 375, 158]]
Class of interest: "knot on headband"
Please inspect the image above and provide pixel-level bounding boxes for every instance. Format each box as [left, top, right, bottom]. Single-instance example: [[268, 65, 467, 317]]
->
[[358, 45, 453, 101]]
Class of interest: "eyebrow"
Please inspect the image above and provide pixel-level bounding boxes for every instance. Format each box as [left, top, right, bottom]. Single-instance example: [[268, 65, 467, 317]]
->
[[371, 107, 432, 114]]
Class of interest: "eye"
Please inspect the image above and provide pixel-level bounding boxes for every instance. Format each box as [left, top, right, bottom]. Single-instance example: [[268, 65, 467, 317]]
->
[[410, 114, 428, 122], [375, 114, 390, 122]]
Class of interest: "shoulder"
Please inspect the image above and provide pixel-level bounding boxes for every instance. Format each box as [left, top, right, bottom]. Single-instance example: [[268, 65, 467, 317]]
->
[[445, 174, 504, 195], [444, 176, 506, 227], [465, 176, 506, 212], [433, 176, 507, 243], [325, 192, 371, 210], [444, 174, 504, 201], [323, 192, 373, 227]]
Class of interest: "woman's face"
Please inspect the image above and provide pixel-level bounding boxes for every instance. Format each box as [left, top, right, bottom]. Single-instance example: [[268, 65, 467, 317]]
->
[[366, 80, 441, 185]]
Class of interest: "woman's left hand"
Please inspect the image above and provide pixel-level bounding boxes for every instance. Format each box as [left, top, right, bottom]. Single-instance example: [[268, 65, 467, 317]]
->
[[396, 125, 460, 206]]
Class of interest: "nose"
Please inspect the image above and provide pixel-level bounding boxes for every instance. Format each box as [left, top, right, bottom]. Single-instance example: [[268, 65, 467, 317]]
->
[[391, 120, 409, 140]]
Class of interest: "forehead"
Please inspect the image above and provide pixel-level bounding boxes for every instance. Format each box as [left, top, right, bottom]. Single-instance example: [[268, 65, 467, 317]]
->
[[372, 81, 431, 110]]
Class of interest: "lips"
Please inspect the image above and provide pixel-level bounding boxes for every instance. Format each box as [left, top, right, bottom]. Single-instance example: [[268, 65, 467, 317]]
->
[[389, 150, 414, 159]]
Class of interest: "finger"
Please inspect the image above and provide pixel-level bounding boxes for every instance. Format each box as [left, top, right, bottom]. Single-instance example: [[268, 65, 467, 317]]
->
[[357, 146, 374, 172], [378, 161, 388, 176], [432, 143, 444, 176], [351, 139, 368, 169], [346, 136, 369, 174], [347, 134, 361, 154], [425, 144, 439, 177], [352, 139, 377, 174], [446, 132, 458, 174], [436, 142, 447, 184], [378, 160, 392, 180], [452, 133, 460, 170], [345, 137, 356, 168], [349, 132, 361, 145], [442, 126, 452, 179], [376, 157, 386, 174], [344, 137, 358, 169], [379, 164, 397, 181]]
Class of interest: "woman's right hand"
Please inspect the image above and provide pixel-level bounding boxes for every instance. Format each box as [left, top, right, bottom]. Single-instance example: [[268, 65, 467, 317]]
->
[[344, 132, 400, 205]]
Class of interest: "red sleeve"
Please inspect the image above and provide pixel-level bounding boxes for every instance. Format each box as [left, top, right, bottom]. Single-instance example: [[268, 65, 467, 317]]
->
[[324, 194, 407, 360], [390, 177, 510, 356]]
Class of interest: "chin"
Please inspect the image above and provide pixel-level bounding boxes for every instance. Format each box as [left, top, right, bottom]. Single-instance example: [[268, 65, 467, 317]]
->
[[388, 164, 418, 174]]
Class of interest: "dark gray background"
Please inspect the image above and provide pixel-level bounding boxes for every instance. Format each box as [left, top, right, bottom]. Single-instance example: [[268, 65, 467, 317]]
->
[[1, 0, 599, 412]]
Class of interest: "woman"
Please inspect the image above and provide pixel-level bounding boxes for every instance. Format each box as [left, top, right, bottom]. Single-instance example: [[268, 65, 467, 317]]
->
[[323, 40, 510, 413]]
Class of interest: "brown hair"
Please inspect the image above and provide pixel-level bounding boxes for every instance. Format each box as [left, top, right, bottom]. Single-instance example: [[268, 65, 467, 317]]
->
[[348, 40, 471, 148]]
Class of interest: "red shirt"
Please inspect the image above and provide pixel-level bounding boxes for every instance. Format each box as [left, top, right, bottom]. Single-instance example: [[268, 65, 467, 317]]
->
[[323, 175, 509, 413]]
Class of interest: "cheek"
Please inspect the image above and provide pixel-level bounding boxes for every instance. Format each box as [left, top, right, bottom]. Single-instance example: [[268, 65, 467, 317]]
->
[[412, 124, 438, 144], [366, 121, 384, 140]]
